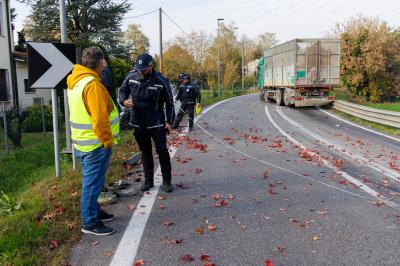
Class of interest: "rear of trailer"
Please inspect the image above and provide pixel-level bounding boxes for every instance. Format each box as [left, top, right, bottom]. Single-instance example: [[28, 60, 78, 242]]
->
[[261, 39, 340, 107]]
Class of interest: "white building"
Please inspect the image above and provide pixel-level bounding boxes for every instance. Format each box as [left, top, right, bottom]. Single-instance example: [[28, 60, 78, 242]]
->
[[0, 0, 51, 109], [245, 59, 260, 78]]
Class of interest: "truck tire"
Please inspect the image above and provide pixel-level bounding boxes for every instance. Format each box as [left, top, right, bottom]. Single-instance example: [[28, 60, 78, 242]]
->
[[283, 89, 292, 106], [276, 90, 283, 106]]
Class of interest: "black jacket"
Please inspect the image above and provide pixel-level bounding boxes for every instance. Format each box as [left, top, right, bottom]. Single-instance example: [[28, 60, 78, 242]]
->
[[176, 81, 201, 104], [119, 70, 175, 129], [100, 66, 114, 92]]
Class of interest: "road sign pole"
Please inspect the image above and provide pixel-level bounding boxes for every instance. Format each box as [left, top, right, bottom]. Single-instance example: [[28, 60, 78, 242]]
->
[[59, 0, 73, 154], [51, 88, 61, 177]]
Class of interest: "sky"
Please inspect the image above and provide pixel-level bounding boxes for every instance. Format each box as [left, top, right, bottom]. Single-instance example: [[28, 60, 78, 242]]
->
[[11, 0, 400, 54]]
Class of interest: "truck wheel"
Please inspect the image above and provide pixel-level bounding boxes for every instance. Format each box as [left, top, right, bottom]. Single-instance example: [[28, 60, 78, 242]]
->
[[276, 90, 283, 106], [283, 89, 292, 106]]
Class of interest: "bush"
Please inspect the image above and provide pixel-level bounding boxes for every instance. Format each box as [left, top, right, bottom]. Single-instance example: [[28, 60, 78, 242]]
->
[[110, 58, 132, 90], [23, 105, 52, 133]]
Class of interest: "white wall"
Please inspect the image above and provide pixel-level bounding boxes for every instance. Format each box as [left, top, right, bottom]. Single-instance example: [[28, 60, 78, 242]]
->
[[15, 60, 52, 108], [0, 0, 13, 103]]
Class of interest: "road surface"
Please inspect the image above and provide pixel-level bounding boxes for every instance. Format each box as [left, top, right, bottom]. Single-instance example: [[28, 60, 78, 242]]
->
[[68, 93, 400, 266]]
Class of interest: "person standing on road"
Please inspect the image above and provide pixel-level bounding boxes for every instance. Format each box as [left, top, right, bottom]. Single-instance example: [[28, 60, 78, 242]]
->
[[119, 53, 175, 193], [172, 73, 201, 131], [67, 47, 120, 236]]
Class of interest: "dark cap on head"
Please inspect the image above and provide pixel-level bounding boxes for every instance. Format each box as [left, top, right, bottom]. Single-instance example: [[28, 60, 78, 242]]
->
[[179, 73, 190, 81], [134, 53, 153, 72]]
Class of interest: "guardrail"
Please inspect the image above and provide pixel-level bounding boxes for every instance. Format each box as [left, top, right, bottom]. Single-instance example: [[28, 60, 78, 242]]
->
[[333, 100, 400, 128]]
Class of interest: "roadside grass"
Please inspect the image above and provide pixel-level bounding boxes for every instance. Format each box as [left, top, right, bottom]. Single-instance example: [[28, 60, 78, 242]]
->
[[332, 87, 400, 112], [332, 109, 400, 136], [201, 88, 259, 107], [0, 130, 137, 266]]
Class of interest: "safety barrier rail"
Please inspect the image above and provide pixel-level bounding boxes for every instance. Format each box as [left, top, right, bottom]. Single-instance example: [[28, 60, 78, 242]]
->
[[333, 100, 400, 128]]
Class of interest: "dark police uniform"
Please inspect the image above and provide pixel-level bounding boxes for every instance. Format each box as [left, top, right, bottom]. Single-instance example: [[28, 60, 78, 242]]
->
[[119, 54, 174, 192], [172, 77, 201, 131]]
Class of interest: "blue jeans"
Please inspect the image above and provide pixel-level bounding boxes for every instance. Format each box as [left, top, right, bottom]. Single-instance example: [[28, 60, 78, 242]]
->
[[75, 146, 112, 227]]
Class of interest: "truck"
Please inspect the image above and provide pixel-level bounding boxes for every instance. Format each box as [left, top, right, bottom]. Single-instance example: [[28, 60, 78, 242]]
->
[[258, 38, 340, 107]]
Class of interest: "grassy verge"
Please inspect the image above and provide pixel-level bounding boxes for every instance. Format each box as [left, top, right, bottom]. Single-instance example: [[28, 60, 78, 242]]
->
[[332, 87, 400, 112], [332, 109, 400, 136], [201, 88, 258, 107], [0, 130, 137, 266]]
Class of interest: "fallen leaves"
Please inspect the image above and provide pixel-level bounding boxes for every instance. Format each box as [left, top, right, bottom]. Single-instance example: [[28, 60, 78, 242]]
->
[[105, 250, 113, 257], [163, 239, 183, 244], [277, 245, 286, 253], [157, 196, 166, 200], [207, 224, 217, 232], [43, 207, 65, 220], [312, 234, 319, 241], [215, 200, 229, 207], [180, 254, 194, 262], [195, 226, 205, 235], [128, 203, 136, 211], [163, 220, 175, 227], [176, 181, 189, 189], [374, 201, 385, 208], [134, 259, 145, 266], [265, 259, 274, 266], [200, 254, 212, 261], [168, 136, 208, 152], [49, 239, 60, 250], [91, 240, 99, 246]]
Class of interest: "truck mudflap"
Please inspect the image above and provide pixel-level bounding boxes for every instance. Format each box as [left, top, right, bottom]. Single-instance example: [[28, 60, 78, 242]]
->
[[294, 96, 334, 107]]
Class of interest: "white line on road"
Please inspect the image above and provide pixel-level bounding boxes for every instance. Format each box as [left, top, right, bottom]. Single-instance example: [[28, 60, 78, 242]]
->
[[265, 104, 400, 210], [276, 107, 400, 181], [318, 108, 400, 143], [109, 94, 254, 266]]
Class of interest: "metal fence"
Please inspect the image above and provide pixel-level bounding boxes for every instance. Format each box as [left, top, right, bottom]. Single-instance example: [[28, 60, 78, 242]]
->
[[0, 96, 66, 156], [333, 100, 400, 128]]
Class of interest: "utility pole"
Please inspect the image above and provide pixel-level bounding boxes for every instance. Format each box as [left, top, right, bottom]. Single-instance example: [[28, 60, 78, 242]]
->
[[217, 18, 224, 96], [159, 7, 163, 73], [242, 36, 245, 90]]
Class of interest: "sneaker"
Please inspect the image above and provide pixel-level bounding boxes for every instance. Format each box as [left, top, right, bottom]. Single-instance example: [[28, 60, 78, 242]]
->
[[98, 210, 114, 222], [81, 221, 114, 236]]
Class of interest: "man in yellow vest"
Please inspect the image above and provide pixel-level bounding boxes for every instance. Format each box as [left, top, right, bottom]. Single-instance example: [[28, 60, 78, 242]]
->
[[67, 47, 119, 236]]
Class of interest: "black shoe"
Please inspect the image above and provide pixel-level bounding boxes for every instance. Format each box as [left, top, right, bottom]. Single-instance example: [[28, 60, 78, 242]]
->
[[162, 181, 173, 193], [81, 221, 114, 236], [141, 183, 154, 192], [98, 210, 114, 222]]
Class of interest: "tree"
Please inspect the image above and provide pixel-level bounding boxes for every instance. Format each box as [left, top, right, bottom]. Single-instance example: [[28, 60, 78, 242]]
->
[[15, 30, 27, 52], [124, 24, 150, 63], [334, 15, 400, 102], [23, 0, 131, 58], [163, 44, 195, 84]]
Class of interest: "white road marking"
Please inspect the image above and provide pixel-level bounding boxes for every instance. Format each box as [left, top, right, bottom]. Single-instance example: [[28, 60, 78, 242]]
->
[[276, 107, 400, 181], [110, 94, 254, 266], [265, 104, 400, 210], [318, 108, 400, 143]]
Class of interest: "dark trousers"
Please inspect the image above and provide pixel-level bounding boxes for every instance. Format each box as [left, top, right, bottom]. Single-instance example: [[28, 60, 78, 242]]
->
[[173, 102, 195, 130], [134, 127, 171, 184]]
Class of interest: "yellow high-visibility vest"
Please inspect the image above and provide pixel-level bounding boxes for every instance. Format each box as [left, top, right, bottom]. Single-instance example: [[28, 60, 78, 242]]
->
[[67, 76, 120, 152]]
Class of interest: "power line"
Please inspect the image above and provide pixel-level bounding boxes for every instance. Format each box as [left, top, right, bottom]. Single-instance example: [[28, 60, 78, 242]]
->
[[161, 9, 190, 36], [124, 9, 158, 19]]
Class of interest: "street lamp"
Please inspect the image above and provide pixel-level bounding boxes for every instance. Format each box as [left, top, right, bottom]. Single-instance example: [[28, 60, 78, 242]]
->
[[217, 18, 224, 96]]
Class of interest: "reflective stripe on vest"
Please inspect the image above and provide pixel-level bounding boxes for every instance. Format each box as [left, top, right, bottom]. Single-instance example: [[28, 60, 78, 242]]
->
[[67, 75, 120, 152]]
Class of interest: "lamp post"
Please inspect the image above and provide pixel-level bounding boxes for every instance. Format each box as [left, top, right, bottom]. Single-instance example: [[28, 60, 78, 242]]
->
[[217, 18, 224, 96]]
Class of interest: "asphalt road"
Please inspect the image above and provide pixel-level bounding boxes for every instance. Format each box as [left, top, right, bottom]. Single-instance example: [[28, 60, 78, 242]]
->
[[68, 93, 400, 266]]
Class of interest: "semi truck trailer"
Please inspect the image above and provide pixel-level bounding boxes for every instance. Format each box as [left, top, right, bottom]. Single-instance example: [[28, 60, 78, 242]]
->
[[258, 39, 340, 107]]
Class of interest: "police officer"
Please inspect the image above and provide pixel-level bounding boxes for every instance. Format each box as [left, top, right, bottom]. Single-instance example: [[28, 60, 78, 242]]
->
[[172, 73, 201, 131], [119, 53, 175, 193]]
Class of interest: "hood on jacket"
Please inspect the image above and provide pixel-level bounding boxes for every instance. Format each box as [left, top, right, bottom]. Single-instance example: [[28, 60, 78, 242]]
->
[[67, 64, 99, 90]]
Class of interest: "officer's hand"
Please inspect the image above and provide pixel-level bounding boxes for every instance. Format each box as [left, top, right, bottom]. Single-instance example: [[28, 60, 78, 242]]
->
[[124, 99, 134, 108], [165, 123, 171, 134]]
